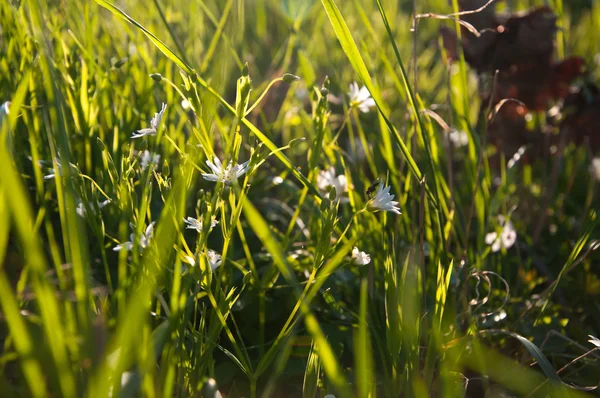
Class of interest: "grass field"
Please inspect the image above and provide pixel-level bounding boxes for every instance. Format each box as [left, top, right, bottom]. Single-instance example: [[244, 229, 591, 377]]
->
[[1, 0, 600, 396]]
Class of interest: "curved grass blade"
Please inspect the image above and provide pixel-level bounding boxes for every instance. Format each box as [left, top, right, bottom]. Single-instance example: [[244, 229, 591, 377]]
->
[[486, 330, 563, 385], [320, 0, 426, 197], [93, 0, 194, 75], [242, 199, 353, 397]]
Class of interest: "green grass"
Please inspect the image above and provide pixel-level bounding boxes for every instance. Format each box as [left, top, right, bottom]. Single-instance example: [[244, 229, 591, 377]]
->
[[0, 0, 599, 396]]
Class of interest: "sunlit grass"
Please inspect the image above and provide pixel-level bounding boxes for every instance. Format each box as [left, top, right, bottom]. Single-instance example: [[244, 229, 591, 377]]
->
[[0, 0, 599, 396]]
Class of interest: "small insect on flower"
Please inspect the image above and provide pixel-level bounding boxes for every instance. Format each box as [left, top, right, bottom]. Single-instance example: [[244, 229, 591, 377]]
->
[[367, 183, 401, 215], [352, 246, 371, 266], [131, 103, 167, 139], [485, 215, 517, 252], [366, 178, 381, 196], [348, 82, 376, 113], [202, 157, 250, 186], [183, 216, 218, 233], [317, 167, 349, 202], [113, 222, 155, 252]]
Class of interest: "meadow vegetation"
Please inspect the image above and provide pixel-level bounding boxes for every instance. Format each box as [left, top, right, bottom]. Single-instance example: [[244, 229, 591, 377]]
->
[[0, 0, 599, 396]]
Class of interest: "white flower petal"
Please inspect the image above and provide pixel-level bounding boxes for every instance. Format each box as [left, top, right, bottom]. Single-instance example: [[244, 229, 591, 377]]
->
[[367, 183, 401, 214]]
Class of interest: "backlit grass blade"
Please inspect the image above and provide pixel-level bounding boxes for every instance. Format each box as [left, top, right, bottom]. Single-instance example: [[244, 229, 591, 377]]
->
[[320, 0, 435, 206], [0, 195, 46, 397], [92, 0, 194, 75], [536, 210, 597, 324], [0, 143, 75, 397], [242, 199, 353, 397], [460, 343, 581, 397], [302, 343, 321, 398], [355, 278, 375, 398], [93, 0, 322, 199]]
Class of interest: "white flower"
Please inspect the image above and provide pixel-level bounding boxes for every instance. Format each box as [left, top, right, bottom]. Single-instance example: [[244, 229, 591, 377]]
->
[[131, 103, 167, 138], [202, 157, 250, 185], [1, 101, 9, 116], [76, 199, 111, 217], [182, 216, 218, 233], [485, 216, 517, 252], [317, 167, 349, 202], [207, 250, 222, 271], [43, 169, 59, 180], [590, 157, 600, 181], [113, 222, 155, 252], [367, 183, 401, 215], [140, 150, 160, 171], [348, 82, 376, 113], [43, 158, 79, 180], [182, 250, 221, 271], [588, 335, 600, 348], [181, 99, 190, 110], [324, 395, 336, 398], [352, 246, 371, 266], [446, 128, 469, 148]]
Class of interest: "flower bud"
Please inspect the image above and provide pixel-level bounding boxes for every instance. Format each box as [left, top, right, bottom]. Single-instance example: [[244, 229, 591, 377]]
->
[[282, 73, 300, 83]]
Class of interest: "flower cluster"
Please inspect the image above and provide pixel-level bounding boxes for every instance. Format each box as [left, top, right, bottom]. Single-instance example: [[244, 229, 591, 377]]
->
[[352, 246, 371, 266], [183, 216, 218, 233], [183, 250, 222, 271], [114, 222, 155, 252], [317, 167, 349, 202]]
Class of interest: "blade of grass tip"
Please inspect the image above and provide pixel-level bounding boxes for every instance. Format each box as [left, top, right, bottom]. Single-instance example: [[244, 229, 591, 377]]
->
[[242, 199, 353, 397], [94, 0, 322, 199]]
